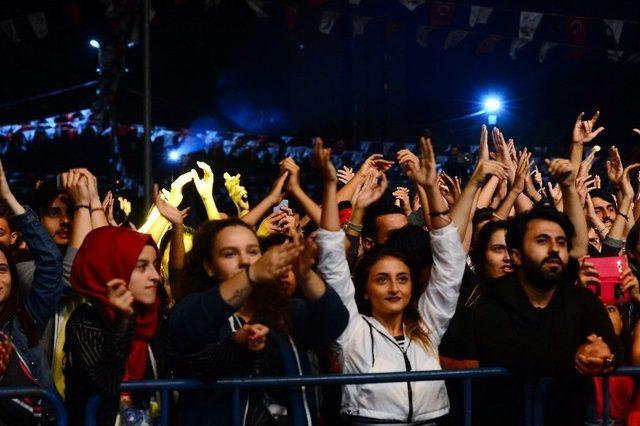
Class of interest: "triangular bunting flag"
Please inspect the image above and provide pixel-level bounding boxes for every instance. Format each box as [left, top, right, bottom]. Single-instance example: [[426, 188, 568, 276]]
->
[[0, 20, 20, 42], [398, 0, 425, 12], [352, 16, 371, 37], [604, 19, 624, 45], [606, 49, 624, 62], [319, 11, 339, 35], [416, 25, 434, 47], [27, 12, 48, 39], [476, 34, 503, 54], [518, 11, 543, 41], [469, 5, 492, 27], [444, 30, 468, 50], [246, 0, 268, 18], [538, 41, 560, 63], [430, 1, 455, 27], [509, 38, 530, 59], [566, 16, 587, 45]]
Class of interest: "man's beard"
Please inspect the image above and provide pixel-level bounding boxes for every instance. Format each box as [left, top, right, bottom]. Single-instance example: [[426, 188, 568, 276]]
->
[[521, 253, 567, 292]]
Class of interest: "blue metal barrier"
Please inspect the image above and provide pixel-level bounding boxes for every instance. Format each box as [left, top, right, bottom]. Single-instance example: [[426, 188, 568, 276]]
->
[[84, 368, 511, 426], [593, 367, 640, 426], [0, 386, 67, 426]]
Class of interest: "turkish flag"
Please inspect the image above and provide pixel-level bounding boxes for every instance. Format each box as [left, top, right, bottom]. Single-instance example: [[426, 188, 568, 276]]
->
[[430, 1, 455, 27], [566, 16, 587, 45]]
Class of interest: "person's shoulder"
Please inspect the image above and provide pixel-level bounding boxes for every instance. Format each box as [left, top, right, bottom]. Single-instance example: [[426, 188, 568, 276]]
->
[[67, 303, 103, 330], [566, 284, 600, 304]]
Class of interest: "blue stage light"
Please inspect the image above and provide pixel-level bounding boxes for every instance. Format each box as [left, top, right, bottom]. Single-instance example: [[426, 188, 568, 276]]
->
[[89, 39, 101, 49], [483, 97, 502, 113], [168, 150, 181, 162]]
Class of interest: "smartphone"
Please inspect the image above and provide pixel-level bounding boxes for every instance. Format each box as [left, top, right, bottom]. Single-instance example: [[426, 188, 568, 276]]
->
[[586, 256, 630, 304], [273, 199, 289, 213]]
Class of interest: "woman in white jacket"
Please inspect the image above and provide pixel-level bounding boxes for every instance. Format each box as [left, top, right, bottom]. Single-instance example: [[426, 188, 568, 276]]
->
[[314, 136, 508, 424]]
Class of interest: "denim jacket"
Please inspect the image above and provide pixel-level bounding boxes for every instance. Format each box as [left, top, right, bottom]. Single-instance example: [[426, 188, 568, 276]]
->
[[2, 206, 63, 388]]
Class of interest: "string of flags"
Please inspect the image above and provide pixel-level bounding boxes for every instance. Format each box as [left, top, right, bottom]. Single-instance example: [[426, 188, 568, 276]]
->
[[245, 0, 640, 64]]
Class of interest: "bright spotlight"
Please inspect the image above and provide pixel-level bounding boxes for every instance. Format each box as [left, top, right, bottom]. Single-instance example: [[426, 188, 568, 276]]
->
[[168, 150, 181, 162], [483, 97, 502, 113], [89, 39, 101, 49]]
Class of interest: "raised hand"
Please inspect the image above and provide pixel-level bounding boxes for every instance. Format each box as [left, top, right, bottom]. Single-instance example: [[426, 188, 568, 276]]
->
[[168, 171, 194, 207], [279, 157, 301, 193], [62, 170, 92, 206], [232, 323, 270, 352], [403, 137, 438, 188], [469, 159, 509, 187], [577, 149, 597, 180], [224, 172, 250, 212], [101, 191, 119, 226], [192, 161, 215, 200], [572, 111, 604, 145], [621, 266, 640, 304], [619, 163, 640, 201], [153, 185, 190, 225], [106, 278, 134, 317], [358, 154, 394, 178], [545, 158, 576, 187], [393, 186, 411, 213], [313, 137, 337, 183], [511, 150, 531, 195], [0, 158, 15, 203], [634, 128, 640, 137], [354, 172, 388, 210], [492, 127, 516, 184], [256, 211, 288, 238], [267, 171, 289, 205], [337, 166, 355, 185], [606, 146, 624, 190], [478, 124, 489, 162], [248, 238, 303, 285], [575, 175, 596, 207]]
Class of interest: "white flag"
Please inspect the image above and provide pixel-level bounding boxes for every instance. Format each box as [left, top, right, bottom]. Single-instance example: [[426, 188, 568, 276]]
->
[[246, 0, 268, 18], [352, 16, 371, 37], [604, 19, 624, 45], [444, 30, 468, 50], [27, 12, 48, 39], [416, 25, 434, 47], [606, 50, 624, 62], [509, 38, 530, 59], [398, 0, 425, 12], [469, 6, 493, 27], [319, 12, 339, 35], [538, 41, 559, 63], [518, 11, 543, 41], [0, 20, 19, 42]]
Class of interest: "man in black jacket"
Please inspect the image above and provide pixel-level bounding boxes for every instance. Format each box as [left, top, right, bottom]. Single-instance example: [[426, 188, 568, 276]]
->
[[472, 203, 621, 425]]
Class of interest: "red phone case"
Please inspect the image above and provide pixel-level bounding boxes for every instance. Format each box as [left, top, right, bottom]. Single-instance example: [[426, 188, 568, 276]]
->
[[586, 256, 629, 304]]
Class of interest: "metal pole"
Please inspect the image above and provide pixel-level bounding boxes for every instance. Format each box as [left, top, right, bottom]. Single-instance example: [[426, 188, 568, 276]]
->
[[143, 0, 152, 208]]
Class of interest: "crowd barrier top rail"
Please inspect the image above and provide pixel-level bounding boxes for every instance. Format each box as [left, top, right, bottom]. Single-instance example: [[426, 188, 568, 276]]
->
[[0, 386, 67, 426]]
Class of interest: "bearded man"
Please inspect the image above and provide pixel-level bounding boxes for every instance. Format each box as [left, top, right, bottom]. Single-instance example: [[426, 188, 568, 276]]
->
[[472, 206, 621, 425]]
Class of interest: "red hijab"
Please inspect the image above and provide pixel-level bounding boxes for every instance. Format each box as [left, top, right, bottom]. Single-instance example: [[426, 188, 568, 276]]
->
[[71, 227, 160, 382]]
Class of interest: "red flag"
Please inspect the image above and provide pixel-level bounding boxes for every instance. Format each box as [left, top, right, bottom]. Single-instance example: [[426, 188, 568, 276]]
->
[[284, 5, 297, 31], [63, 3, 83, 26], [476, 34, 503, 54], [430, 1, 455, 27], [566, 16, 587, 45]]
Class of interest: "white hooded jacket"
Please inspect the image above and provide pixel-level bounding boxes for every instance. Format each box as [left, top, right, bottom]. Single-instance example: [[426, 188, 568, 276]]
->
[[316, 223, 466, 423]]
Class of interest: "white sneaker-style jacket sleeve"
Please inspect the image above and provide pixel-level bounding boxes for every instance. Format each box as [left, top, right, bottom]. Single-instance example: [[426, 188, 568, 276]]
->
[[315, 228, 364, 346], [418, 222, 467, 345]]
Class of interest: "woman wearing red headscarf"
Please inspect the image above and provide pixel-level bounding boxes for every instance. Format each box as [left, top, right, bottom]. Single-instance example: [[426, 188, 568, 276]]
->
[[63, 226, 161, 426]]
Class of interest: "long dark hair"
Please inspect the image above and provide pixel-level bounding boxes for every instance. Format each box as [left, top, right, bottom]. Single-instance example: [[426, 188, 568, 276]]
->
[[181, 218, 255, 296], [353, 246, 433, 352], [472, 220, 508, 280], [0, 243, 20, 329], [181, 218, 292, 334]]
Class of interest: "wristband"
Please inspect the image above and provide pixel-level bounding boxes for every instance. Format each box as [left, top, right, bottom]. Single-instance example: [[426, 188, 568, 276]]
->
[[618, 211, 629, 221], [74, 205, 90, 212], [90, 207, 104, 213], [344, 221, 363, 233]]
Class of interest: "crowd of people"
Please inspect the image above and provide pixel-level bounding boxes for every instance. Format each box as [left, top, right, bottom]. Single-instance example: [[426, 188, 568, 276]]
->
[[0, 112, 639, 425]]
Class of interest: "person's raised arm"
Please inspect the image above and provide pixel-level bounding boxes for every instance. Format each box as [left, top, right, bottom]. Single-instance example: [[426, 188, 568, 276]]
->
[[241, 171, 289, 227], [495, 150, 530, 220], [192, 161, 221, 221], [397, 147, 431, 228], [223, 172, 250, 217], [316, 138, 339, 232], [570, 111, 604, 172], [72, 168, 109, 228], [139, 171, 192, 241], [278, 156, 322, 225], [452, 160, 508, 240], [338, 154, 393, 203], [606, 163, 640, 243], [546, 158, 589, 258], [62, 171, 93, 249], [403, 137, 450, 229]]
